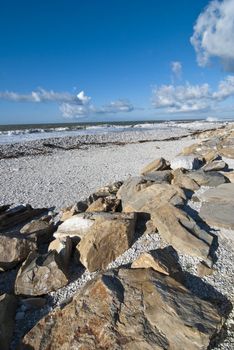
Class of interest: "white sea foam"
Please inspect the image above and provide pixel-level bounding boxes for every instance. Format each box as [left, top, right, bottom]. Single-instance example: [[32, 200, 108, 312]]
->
[[0, 119, 228, 144]]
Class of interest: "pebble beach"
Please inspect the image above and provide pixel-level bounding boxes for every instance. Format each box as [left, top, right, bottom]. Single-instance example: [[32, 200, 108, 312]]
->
[[0, 121, 233, 350]]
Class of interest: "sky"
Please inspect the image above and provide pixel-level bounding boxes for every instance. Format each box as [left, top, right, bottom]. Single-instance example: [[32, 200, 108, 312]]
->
[[0, 0, 234, 124]]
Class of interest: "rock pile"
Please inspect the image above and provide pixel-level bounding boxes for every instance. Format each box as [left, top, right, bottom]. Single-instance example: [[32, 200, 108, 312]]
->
[[1, 125, 234, 349]]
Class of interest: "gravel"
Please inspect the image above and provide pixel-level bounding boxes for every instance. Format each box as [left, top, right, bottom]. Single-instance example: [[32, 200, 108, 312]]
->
[[0, 138, 195, 210]]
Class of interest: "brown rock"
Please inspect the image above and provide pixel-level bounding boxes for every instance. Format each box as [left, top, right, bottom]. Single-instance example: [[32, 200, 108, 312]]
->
[[141, 157, 170, 175], [77, 212, 136, 272], [203, 150, 220, 163], [20, 216, 55, 244], [15, 251, 68, 296], [0, 293, 17, 350], [0, 234, 36, 270], [197, 262, 214, 277], [219, 146, 234, 158], [86, 196, 121, 212], [172, 168, 200, 191], [0, 204, 46, 230], [48, 236, 73, 268], [131, 246, 183, 281], [152, 203, 213, 260], [118, 181, 186, 214], [21, 268, 223, 350], [94, 181, 123, 197], [60, 201, 88, 221]]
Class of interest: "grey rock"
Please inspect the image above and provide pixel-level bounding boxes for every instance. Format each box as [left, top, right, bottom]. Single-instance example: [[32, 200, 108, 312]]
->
[[142, 170, 172, 183], [0, 234, 36, 270], [188, 170, 229, 187], [15, 251, 68, 296], [202, 160, 227, 172]]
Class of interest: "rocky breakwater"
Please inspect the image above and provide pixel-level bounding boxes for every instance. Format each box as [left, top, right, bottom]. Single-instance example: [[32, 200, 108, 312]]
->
[[1, 124, 234, 349]]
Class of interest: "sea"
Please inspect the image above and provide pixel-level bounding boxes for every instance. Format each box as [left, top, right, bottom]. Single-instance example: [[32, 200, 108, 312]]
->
[[0, 118, 232, 144]]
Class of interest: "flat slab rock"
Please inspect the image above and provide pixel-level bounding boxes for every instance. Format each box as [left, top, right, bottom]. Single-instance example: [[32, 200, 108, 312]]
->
[[117, 178, 186, 213], [152, 203, 213, 261], [187, 170, 228, 187], [21, 268, 223, 350], [200, 183, 234, 230]]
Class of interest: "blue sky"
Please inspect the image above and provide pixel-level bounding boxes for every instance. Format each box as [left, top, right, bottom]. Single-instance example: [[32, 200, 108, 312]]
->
[[0, 0, 234, 124]]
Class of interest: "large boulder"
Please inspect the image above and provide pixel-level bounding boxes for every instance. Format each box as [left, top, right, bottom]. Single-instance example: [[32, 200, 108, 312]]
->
[[141, 157, 170, 175], [152, 203, 213, 261], [118, 180, 186, 214], [117, 176, 154, 208], [200, 183, 234, 230], [21, 268, 223, 350], [15, 251, 68, 296], [77, 212, 136, 272], [187, 170, 228, 187], [0, 234, 36, 270], [0, 293, 17, 350]]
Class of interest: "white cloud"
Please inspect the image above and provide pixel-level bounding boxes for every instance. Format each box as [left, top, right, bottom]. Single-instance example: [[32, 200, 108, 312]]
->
[[95, 100, 134, 114], [191, 0, 234, 70], [152, 83, 211, 112], [77, 91, 91, 104], [152, 75, 234, 113], [60, 99, 134, 118], [59, 104, 90, 118], [171, 61, 182, 79], [0, 88, 88, 104], [213, 75, 234, 99]]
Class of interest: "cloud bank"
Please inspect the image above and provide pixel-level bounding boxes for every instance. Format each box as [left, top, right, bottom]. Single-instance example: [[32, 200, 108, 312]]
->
[[0, 88, 88, 104], [191, 0, 234, 71], [152, 75, 234, 113], [0, 87, 135, 118], [60, 99, 134, 118]]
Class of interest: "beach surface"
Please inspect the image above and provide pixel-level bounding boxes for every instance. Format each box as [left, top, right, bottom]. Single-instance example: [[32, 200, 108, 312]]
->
[[0, 131, 197, 210]]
